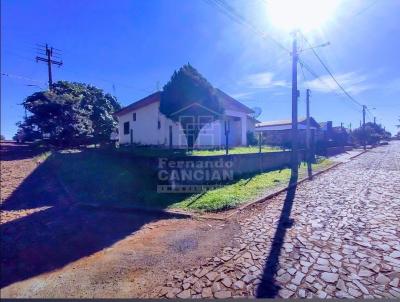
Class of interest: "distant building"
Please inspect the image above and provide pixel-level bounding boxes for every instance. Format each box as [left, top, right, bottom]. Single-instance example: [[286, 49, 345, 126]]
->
[[255, 117, 320, 147], [319, 121, 351, 146]]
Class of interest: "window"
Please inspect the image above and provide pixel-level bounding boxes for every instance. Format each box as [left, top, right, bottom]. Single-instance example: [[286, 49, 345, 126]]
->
[[124, 121, 130, 135], [158, 120, 161, 129], [132, 112, 136, 121]]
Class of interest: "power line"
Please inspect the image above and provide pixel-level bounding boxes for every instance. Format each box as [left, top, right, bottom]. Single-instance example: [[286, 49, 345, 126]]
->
[[300, 32, 364, 108], [298, 59, 362, 113], [4, 46, 154, 95], [203, 0, 290, 54], [300, 34, 382, 124], [352, 0, 379, 18], [1, 72, 46, 86]]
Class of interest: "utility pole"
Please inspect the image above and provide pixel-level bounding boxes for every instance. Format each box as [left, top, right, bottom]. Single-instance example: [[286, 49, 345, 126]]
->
[[306, 89, 312, 180], [36, 44, 63, 90], [374, 116, 376, 125], [363, 105, 366, 150], [291, 31, 299, 177]]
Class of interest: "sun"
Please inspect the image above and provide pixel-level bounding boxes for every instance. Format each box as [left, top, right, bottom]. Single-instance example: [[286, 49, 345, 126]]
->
[[267, 0, 341, 32]]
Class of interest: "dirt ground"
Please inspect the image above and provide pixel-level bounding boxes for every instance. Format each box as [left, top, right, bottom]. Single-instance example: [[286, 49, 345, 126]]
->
[[0, 142, 239, 298]]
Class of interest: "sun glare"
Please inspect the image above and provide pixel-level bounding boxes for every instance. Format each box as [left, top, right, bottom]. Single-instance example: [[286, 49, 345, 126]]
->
[[267, 0, 341, 32]]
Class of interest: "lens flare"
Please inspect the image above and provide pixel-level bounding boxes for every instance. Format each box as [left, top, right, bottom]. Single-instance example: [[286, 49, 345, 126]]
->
[[267, 0, 341, 32]]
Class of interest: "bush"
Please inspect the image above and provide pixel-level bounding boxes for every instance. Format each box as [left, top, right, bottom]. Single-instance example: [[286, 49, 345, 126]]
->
[[247, 131, 258, 146]]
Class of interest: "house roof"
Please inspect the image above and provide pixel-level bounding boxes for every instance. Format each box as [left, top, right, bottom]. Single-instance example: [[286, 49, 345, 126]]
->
[[256, 117, 320, 129], [114, 89, 253, 116], [114, 92, 161, 116], [216, 89, 254, 114]]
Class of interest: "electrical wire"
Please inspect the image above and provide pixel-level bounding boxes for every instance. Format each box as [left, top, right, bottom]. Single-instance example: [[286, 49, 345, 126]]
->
[[203, 0, 290, 54], [300, 32, 364, 108]]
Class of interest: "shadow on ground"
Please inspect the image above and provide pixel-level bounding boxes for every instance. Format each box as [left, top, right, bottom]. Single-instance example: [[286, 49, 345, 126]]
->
[[256, 168, 298, 298], [0, 147, 185, 288], [0, 142, 48, 161]]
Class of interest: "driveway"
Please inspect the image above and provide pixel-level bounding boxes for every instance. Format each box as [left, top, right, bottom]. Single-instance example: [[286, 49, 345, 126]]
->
[[154, 142, 400, 299], [0, 142, 238, 298]]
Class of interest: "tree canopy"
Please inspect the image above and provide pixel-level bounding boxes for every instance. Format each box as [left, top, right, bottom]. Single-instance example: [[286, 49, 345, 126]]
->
[[15, 81, 121, 146], [351, 122, 391, 145], [160, 64, 224, 149]]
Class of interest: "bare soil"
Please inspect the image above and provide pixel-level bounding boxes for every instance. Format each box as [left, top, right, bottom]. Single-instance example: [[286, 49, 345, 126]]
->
[[0, 142, 238, 298]]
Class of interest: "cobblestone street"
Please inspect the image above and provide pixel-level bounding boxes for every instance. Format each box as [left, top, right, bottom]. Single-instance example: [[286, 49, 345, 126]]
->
[[154, 142, 400, 299]]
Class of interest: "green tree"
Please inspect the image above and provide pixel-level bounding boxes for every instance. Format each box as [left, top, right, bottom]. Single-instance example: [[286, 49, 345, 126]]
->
[[160, 64, 224, 149], [0, 134, 5, 140], [351, 122, 391, 145], [16, 81, 121, 146]]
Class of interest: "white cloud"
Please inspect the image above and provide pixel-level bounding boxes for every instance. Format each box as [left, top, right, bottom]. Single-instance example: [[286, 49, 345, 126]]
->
[[305, 72, 373, 95], [240, 72, 289, 89]]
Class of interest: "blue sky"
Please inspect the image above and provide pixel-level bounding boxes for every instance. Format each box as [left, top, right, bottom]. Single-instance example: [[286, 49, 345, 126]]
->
[[2, 0, 399, 139]]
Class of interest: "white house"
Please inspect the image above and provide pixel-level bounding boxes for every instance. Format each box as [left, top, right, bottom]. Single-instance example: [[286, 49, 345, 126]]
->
[[114, 89, 255, 148]]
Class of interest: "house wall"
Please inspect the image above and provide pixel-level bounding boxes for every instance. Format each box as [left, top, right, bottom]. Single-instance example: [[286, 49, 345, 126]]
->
[[118, 101, 162, 145], [118, 103, 250, 147], [225, 109, 248, 146]]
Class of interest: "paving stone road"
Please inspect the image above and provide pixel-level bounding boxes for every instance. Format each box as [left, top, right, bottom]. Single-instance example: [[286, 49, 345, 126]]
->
[[153, 142, 400, 299]]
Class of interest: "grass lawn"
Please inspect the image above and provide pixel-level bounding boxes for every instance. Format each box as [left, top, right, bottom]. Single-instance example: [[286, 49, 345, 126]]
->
[[116, 145, 285, 157], [49, 149, 333, 213], [191, 145, 285, 156], [171, 158, 333, 212]]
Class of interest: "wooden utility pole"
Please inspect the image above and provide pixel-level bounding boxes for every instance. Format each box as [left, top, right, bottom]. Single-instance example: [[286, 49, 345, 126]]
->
[[291, 32, 299, 177], [306, 89, 312, 179], [374, 116, 376, 125], [363, 105, 366, 150], [258, 132, 262, 153], [36, 44, 63, 90]]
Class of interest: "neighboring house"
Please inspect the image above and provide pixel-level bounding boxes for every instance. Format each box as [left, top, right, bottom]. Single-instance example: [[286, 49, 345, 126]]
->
[[114, 89, 255, 148], [319, 121, 351, 146], [255, 117, 320, 147]]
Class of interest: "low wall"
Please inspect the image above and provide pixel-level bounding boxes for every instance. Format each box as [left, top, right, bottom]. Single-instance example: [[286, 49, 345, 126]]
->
[[105, 149, 308, 187], [156, 150, 307, 186], [326, 147, 344, 157], [317, 146, 353, 157]]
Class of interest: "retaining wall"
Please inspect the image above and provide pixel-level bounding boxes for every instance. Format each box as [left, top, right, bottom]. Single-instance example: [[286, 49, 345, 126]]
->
[[107, 149, 308, 186]]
